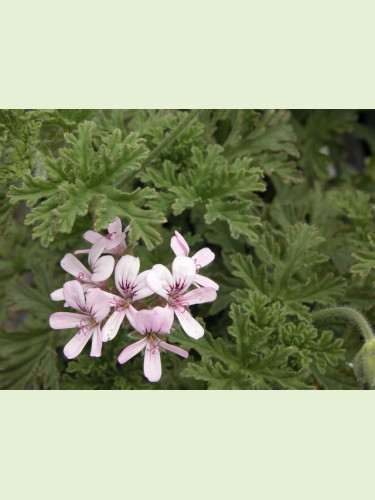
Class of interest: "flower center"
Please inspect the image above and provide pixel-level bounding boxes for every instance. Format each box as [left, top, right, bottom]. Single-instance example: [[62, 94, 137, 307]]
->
[[78, 317, 96, 335], [147, 333, 161, 354], [169, 278, 188, 297], [115, 298, 130, 312], [119, 279, 136, 299], [170, 295, 189, 312]]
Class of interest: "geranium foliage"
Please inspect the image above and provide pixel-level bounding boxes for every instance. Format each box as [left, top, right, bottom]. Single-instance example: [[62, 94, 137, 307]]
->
[[1, 109, 375, 390]]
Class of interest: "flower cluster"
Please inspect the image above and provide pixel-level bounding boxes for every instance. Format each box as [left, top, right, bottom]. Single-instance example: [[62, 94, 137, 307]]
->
[[49, 218, 218, 382]]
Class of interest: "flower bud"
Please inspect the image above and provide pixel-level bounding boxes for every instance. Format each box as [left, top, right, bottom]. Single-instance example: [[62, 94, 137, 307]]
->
[[353, 339, 375, 386]]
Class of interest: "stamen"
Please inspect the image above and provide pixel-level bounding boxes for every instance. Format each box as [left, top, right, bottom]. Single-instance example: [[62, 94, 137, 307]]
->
[[147, 339, 161, 355], [78, 318, 95, 336], [77, 272, 85, 282], [171, 297, 189, 313], [80, 324, 91, 336], [79, 318, 87, 329], [115, 298, 128, 312]]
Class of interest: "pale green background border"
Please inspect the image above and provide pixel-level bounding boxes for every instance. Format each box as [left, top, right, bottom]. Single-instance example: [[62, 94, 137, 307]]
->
[[1, 0, 375, 108], [1, 392, 374, 499], [1, 1, 375, 498]]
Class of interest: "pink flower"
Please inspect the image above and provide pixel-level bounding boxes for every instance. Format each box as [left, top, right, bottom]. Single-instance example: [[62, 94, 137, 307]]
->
[[50, 239, 114, 301], [101, 255, 153, 342], [49, 281, 110, 359], [75, 217, 129, 257], [170, 231, 219, 290], [118, 306, 188, 383], [147, 256, 217, 339]]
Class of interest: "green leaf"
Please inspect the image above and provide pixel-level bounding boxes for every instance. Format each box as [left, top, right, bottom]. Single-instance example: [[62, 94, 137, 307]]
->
[[311, 330, 345, 374], [291, 110, 358, 179], [179, 304, 315, 389], [182, 357, 239, 390], [24, 197, 57, 247], [0, 328, 59, 389], [225, 110, 299, 159], [229, 253, 270, 295], [142, 144, 265, 243], [8, 174, 57, 207], [351, 234, 375, 279], [230, 223, 346, 319], [60, 121, 96, 179], [205, 199, 261, 241], [95, 186, 166, 249], [7, 120, 163, 249], [53, 182, 91, 234]]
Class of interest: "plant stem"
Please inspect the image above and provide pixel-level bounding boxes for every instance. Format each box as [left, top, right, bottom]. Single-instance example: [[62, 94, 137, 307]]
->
[[312, 307, 374, 342], [117, 109, 200, 187]]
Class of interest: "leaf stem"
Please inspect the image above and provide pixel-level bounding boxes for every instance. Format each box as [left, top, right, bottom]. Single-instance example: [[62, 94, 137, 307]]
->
[[118, 109, 200, 186], [311, 306, 374, 342]]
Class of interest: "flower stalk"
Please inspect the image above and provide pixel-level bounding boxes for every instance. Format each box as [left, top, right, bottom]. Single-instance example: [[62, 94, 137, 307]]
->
[[312, 306, 375, 386], [311, 306, 374, 342]]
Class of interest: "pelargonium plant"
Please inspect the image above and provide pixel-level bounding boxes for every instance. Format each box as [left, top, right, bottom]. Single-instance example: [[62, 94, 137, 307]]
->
[[2, 109, 375, 390], [49, 219, 218, 383]]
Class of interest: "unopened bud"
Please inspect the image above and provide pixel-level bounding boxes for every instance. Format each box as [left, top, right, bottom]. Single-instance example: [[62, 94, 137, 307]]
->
[[353, 339, 375, 386]]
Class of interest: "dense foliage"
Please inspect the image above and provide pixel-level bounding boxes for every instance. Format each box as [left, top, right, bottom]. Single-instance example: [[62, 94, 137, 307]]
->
[[1, 109, 374, 390]]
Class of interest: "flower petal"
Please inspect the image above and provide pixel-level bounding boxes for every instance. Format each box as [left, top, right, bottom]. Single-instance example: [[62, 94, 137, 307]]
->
[[90, 325, 102, 357], [118, 337, 147, 364], [109, 241, 127, 256], [115, 255, 140, 296], [49, 312, 89, 330], [159, 341, 189, 358], [81, 283, 99, 293], [146, 266, 173, 299], [107, 217, 122, 234], [61, 253, 91, 281], [134, 308, 157, 334], [105, 233, 125, 250], [174, 309, 204, 339], [50, 288, 64, 301], [63, 280, 86, 312], [125, 304, 138, 330], [74, 249, 90, 255], [132, 271, 154, 300], [158, 306, 175, 334], [91, 255, 115, 282], [194, 274, 219, 291], [144, 341, 162, 382], [192, 248, 215, 267], [102, 310, 126, 342], [170, 231, 189, 256], [63, 328, 94, 359], [83, 230, 102, 244], [172, 256, 196, 293], [88, 238, 106, 269], [102, 291, 124, 307], [135, 307, 174, 335], [182, 287, 217, 305], [86, 288, 110, 323]]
